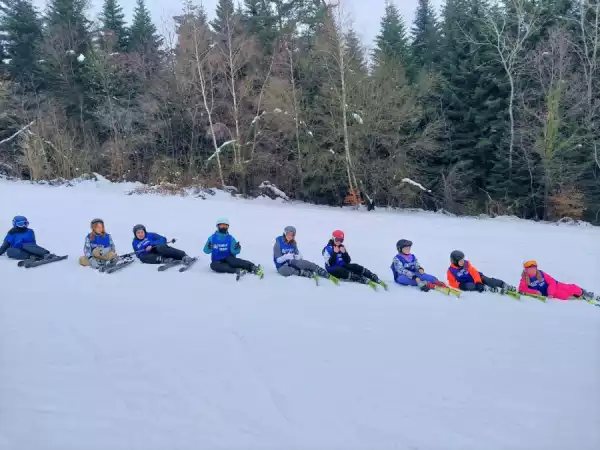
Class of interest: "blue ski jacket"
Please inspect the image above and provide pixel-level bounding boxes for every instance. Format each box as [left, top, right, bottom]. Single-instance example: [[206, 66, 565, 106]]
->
[[273, 235, 301, 268], [132, 232, 167, 257], [322, 239, 350, 272], [391, 253, 423, 280], [0, 227, 36, 255], [84, 232, 115, 258], [203, 231, 240, 261]]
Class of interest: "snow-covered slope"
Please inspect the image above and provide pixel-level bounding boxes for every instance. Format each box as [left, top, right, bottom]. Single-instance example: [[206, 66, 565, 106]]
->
[[1, 179, 599, 450]]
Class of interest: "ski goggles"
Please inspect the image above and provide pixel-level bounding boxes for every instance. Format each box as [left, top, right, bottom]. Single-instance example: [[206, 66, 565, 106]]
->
[[523, 260, 537, 268], [14, 220, 28, 227]]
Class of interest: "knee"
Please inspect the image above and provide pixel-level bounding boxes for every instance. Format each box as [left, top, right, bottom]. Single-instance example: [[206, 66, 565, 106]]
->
[[79, 256, 91, 266]]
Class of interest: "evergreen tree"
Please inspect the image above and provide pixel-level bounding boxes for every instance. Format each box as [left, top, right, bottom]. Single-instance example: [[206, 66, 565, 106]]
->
[[373, 1, 410, 70], [99, 0, 128, 51], [243, 0, 277, 48], [410, 0, 439, 71], [0, 0, 44, 88], [345, 27, 368, 76], [211, 0, 235, 35], [45, 0, 91, 54], [129, 0, 162, 56]]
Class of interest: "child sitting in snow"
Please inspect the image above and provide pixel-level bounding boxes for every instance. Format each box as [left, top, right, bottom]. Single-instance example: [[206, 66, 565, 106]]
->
[[519, 260, 598, 301], [391, 239, 447, 292], [447, 250, 515, 293], [79, 218, 118, 268]]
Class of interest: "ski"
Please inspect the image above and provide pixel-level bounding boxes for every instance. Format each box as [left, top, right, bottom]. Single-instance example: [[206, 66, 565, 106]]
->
[[179, 257, 198, 272], [520, 292, 547, 302], [504, 289, 521, 300], [433, 285, 461, 297], [236, 269, 247, 281], [367, 280, 378, 290], [104, 258, 135, 274], [158, 259, 182, 271], [22, 255, 68, 268], [328, 275, 340, 285]]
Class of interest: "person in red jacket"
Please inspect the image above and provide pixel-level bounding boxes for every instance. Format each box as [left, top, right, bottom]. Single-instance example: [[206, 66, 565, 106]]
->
[[447, 250, 515, 293], [519, 260, 597, 300]]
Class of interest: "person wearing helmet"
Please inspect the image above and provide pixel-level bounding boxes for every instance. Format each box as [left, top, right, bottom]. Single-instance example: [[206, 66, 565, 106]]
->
[[79, 219, 118, 268], [0, 216, 53, 260], [132, 224, 192, 264], [321, 230, 386, 289], [391, 239, 445, 292], [203, 218, 263, 277], [447, 250, 515, 293], [273, 226, 339, 283], [519, 260, 598, 301]]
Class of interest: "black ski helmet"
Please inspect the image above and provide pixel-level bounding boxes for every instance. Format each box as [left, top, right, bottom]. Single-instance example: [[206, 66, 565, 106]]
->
[[396, 239, 412, 251], [132, 224, 146, 236], [91, 218, 104, 227], [450, 250, 465, 265]]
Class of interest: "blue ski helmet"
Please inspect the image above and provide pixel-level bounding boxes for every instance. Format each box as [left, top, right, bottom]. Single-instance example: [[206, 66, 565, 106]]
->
[[12, 215, 29, 228], [216, 218, 229, 226]]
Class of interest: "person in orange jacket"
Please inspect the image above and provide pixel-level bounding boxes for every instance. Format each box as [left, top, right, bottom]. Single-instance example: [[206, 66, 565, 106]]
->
[[447, 250, 515, 293]]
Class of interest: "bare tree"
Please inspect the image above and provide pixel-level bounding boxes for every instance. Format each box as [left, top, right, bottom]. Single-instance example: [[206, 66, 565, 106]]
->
[[477, 0, 540, 173]]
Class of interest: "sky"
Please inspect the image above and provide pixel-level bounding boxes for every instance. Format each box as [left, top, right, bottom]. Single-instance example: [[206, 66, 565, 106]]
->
[[33, 0, 444, 49]]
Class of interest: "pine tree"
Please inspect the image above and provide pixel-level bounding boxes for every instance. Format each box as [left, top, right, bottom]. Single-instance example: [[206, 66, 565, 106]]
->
[[410, 0, 439, 71], [0, 0, 44, 88], [45, 0, 91, 54], [211, 0, 235, 35], [345, 27, 368, 76], [99, 0, 128, 51], [373, 1, 410, 70], [129, 0, 162, 56], [243, 0, 277, 48]]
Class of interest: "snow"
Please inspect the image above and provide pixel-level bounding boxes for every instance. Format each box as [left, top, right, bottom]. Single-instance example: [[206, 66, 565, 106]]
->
[[401, 177, 432, 193], [352, 112, 363, 124], [1, 58, 11, 64], [77, 54, 85, 62], [1, 178, 599, 450]]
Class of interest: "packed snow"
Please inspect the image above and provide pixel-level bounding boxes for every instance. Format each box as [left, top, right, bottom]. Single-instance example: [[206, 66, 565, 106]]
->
[[0, 178, 599, 450]]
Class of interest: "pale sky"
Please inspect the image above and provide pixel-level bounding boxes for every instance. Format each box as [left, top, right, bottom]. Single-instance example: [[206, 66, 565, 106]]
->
[[34, 0, 444, 49]]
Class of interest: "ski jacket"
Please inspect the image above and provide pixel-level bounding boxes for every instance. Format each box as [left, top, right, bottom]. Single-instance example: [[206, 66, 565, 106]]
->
[[518, 270, 582, 299], [447, 260, 482, 289], [322, 239, 350, 271], [391, 253, 423, 280], [84, 232, 115, 258], [0, 227, 36, 255], [132, 232, 167, 257], [203, 231, 240, 261], [273, 235, 301, 268]]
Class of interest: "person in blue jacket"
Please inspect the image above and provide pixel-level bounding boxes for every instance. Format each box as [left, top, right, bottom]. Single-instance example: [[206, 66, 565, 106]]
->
[[132, 224, 192, 264], [203, 218, 263, 277], [322, 229, 386, 288], [391, 239, 446, 292], [0, 216, 54, 260], [274, 225, 338, 282]]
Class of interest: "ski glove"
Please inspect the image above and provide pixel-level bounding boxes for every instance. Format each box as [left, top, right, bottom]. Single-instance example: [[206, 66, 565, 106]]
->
[[475, 283, 485, 292], [207, 241, 214, 250], [277, 253, 294, 263], [234, 242, 241, 250]]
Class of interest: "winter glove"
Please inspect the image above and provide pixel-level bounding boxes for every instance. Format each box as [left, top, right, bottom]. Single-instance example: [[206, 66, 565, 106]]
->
[[92, 247, 103, 258], [234, 242, 241, 250], [283, 253, 294, 262], [475, 283, 485, 293], [418, 280, 430, 292], [207, 241, 214, 250], [293, 253, 302, 260]]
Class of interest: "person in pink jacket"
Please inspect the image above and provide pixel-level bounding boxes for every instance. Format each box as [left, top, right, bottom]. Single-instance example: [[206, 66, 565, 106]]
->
[[519, 260, 597, 300]]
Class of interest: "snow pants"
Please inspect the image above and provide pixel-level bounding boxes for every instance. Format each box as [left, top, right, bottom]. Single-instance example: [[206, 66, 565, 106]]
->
[[210, 255, 256, 274], [139, 244, 187, 264], [459, 273, 505, 291], [549, 282, 583, 300], [395, 272, 438, 286], [6, 243, 50, 260], [278, 259, 329, 278], [327, 263, 379, 284], [79, 247, 118, 268]]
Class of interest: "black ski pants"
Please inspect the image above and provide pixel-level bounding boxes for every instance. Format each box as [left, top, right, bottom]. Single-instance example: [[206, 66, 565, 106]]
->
[[139, 244, 186, 264], [7, 243, 50, 260], [210, 255, 255, 274], [459, 273, 504, 291], [328, 263, 379, 283]]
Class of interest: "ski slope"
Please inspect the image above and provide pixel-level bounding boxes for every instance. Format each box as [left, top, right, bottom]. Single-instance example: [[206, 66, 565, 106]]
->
[[1, 178, 599, 450]]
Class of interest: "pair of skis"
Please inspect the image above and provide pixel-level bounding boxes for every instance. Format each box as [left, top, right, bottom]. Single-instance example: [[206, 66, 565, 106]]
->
[[17, 255, 68, 268], [520, 291, 600, 307], [235, 265, 264, 281], [157, 257, 198, 272]]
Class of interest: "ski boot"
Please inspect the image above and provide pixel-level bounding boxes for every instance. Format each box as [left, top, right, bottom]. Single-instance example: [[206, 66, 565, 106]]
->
[[299, 269, 319, 285], [419, 281, 432, 292], [251, 264, 264, 279], [182, 256, 194, 265], [485, 286, 499, 293], [372, 275, 388, 291], [581, 289, 596, 301]]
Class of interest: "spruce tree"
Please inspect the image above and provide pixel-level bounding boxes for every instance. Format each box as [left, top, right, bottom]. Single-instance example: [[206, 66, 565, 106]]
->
[[373, 1, 410, 70], [99, 0, 128, 51], [45, 0, 91, 54], [129, 0, 162, 56], [410, 0, 439, 71], [0, 0, 44, 88], [345, 27, 368, 76], [211, 0, 235, 35]]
